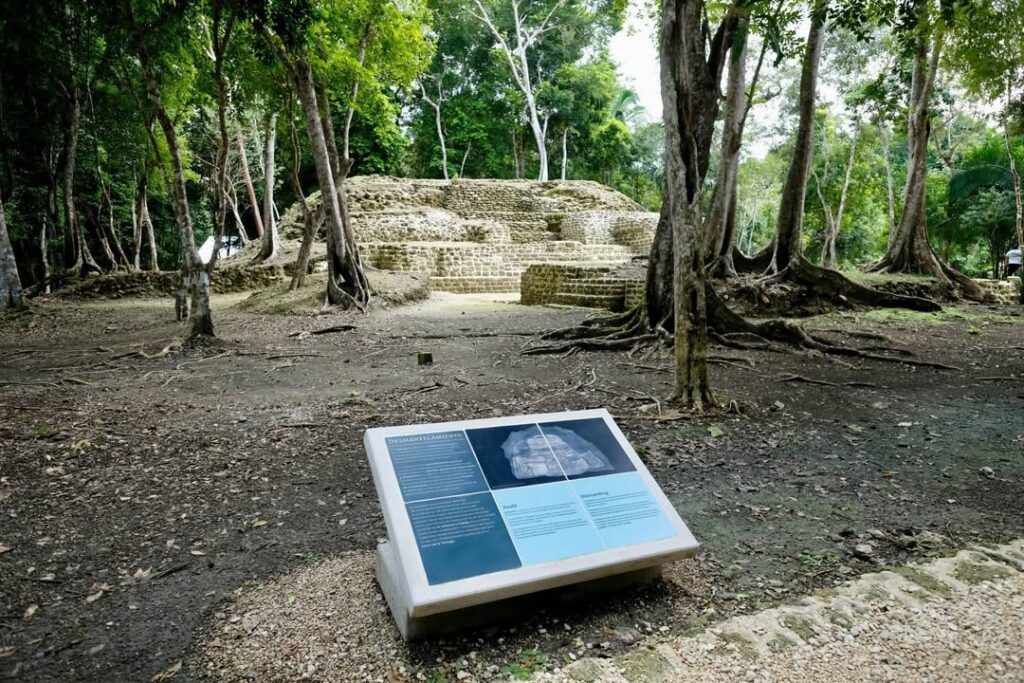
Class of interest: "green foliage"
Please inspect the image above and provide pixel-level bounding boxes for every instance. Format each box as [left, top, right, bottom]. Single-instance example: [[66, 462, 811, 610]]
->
[[499, 648, 550, 680]]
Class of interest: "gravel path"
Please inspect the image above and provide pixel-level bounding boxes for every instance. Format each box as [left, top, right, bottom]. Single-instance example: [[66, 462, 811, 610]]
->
[[197, 542, 1024, 682], [552, 541, 1024, 682]]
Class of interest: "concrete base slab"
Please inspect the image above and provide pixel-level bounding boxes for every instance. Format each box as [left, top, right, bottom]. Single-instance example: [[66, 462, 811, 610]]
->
[[376, 541, 662, 640]]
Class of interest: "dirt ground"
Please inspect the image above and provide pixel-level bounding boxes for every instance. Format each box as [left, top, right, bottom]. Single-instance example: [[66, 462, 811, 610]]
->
[[0, 291, 1022, 682]]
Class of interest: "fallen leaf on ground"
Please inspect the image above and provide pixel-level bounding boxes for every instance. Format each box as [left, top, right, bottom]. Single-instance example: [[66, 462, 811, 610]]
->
[[252, 519, 267, 528], [897, 421, 912, 427], [0, 545, 11, 554], [707, 425, 724, 438], [0, 646, 15, 658], [88, 643, 105, 655], [85, 582, 110, 604], [23, 604, 38, 619]]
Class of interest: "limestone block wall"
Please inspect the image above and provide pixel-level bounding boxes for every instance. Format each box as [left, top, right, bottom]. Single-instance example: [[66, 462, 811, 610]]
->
[[974, 277, 1021, 304], [613, 214, 659, 254], [360, 241, 634, 280], [561, 211, 658, 254], [351, 210, 510, 244], [521, 264, 612, 305], [520, 263, 636, 311]]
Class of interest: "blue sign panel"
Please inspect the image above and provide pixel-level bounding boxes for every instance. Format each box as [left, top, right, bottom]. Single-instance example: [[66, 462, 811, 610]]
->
[[386, 431, 488, 503], [572, 472, 677, 548], [492, 482, 604, 564], [384, 417, 679, 585], [406, 493, 521, 584]]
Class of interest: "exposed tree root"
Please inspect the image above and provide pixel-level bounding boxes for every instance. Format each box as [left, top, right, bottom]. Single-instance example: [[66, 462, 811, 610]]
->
[[523, 284, 958, 374], [758, 258, 941, 312], [864, 248, 986, 302]]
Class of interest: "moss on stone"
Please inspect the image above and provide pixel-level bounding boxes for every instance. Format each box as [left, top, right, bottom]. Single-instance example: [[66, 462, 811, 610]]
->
[[781, 615, 817, 641], [767, 634, 797, 652], [892, 567, 954, 598], [821, 607, 855, 629], [954, 561, 1014, 585], [617, 648, 676, 682], [717, 632, 759, 661]]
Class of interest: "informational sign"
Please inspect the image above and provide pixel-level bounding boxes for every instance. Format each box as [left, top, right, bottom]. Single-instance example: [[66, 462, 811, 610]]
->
[[365, 409, 699, 621]]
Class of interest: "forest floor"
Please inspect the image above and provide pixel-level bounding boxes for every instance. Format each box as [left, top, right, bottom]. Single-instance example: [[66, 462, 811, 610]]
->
[[0, 291, 1022, 682]]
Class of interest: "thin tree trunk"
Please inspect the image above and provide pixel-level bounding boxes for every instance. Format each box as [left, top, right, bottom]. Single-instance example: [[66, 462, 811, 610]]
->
[[257, 111, 281, 261], [459, 143, 472, 178], [237, 125, 265, 238], [420, 82, 449, 180], [560, 128, 568, 180], [820, 125, 858, 269], [770, 6, 825, 273], [132, 172, 143, 270], [0, 194, 24, 309], [101, 179, 131, 269], [226, 184, 249, 245], [93, 204, 118, 269], [287, 102, 316, 290], [126, 0, 212, 337], [40, 216, 51, 294], [1004, 112, 1023, 255], [138, 191, 158, 271]]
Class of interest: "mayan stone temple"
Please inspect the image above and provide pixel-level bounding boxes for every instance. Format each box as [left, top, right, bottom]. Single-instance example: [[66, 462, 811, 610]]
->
[[320, 176, 659, 310]]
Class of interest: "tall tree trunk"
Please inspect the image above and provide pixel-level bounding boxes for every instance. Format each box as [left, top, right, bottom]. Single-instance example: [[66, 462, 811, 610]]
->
[[237, 125, 265, 239], [138, 191, 158, 271], [881, 123, 897, 248], [655, 0, 737, 407], [770, 7, 825, 273], [205, 0, 235, 291], [646, 2, 737, 327], [257, 111, 281, 261], [0, 194, 24, 309], [100, 179, 131, 269], [1005, 111, 1024, 302], [706, 38, 748, 277], [560, 128, 568, 180], [290, 58, 368, 307], [44, 182, 58, 291], [867, 25, 983, 300], [287, 104, 316, 290], [132, 172, 143, 270], [126, 1, 212, 337]]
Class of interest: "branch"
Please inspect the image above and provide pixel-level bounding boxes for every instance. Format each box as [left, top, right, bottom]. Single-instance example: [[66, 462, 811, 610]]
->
[[470, 0, 528, 92]]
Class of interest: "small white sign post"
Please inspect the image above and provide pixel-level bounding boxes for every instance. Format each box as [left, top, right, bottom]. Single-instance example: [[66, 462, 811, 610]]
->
[[365, 408, 699, 639]]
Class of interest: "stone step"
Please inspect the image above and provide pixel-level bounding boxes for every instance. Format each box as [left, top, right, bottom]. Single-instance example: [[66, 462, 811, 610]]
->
[[557, 281, 629, 296], [431, 276, 520, 293], [551, 292, 625, 311]]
